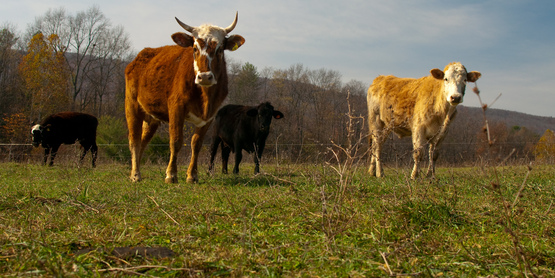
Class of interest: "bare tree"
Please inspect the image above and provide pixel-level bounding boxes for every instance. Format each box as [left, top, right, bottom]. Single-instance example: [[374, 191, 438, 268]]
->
[[24, 6, 131, 112], [24, 8, 70, 52], [86, 25, 131, 115], [271, 64, 312, 160], [306, 68, 342, 142], [0, 25, 24, 116]]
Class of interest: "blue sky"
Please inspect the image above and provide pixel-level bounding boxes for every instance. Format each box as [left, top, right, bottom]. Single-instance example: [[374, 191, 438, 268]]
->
[[2, 0, 555, 117]]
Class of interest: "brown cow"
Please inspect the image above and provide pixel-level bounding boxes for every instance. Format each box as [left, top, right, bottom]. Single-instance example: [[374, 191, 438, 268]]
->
[[125, 13, 245, 183], [367, 62, 481, 179]]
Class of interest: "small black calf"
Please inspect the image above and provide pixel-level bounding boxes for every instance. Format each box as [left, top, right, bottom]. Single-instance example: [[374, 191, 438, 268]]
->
[[209, 102, 283, 174]]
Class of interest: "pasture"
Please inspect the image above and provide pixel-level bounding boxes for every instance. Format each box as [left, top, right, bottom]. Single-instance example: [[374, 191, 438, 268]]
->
[[0, 160, 554, 277]]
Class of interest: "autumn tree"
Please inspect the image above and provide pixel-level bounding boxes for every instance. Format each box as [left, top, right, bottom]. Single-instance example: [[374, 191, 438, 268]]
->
[[534, 129, 555, 163], [1, 113, 28, 143], [25, 6, 131, 112], [19, 32, 71, 122]]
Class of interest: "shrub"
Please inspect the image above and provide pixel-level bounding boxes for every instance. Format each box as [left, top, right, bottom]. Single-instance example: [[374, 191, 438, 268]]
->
[[96, 116, 130, 162]]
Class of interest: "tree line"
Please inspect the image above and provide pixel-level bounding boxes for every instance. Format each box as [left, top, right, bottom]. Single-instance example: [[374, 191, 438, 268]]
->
[[0, 6, 131, 141], [0, 6, 552, 166]]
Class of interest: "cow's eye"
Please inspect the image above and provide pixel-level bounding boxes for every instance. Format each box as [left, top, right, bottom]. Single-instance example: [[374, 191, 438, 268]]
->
[[444, 78, 448, 82]]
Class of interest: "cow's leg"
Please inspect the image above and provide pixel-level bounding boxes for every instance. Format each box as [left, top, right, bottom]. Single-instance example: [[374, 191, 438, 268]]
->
[[426, 134, 446, 178], [80, 141, 98, 168], [137, 119, 160, 172], [184, 123, 211, 183], [49, 145, 60, 166], [90, 142, 98, 168], [208, 136, 222, 174], [426, 114, 452, 178], [374, 133, 387, 178], [369, 131, 387, 177], [411, 131, 426, 179], [426, 143, 438, 178], [140, 118, 160, 157], [253, 141, 265, 174], [368, 114, 386, 177], [221, 144, 231, 174], [166, 116, 185, 183], [79, 144, 89, 166], [43, 148, 50, 165], [253, 152, 261, 174], [368, 134, 376, 176], [233, 147, 243, 174], [126, 100, 146, 182]]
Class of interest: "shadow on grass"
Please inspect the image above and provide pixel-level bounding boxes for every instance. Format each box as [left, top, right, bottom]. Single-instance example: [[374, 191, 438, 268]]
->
[[205, 172, 292, 188]]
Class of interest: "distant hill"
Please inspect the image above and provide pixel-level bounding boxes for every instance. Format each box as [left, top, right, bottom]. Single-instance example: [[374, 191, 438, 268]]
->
[[458, 106, 555, 136]]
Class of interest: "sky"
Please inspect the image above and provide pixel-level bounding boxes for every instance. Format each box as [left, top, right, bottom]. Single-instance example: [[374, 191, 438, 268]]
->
[[2, 0, 555, 117]]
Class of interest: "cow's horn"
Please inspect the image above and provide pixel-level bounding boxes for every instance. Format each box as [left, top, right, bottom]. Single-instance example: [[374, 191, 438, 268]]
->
[[175, 17, 195, 33], [224, 12, 238, 34]]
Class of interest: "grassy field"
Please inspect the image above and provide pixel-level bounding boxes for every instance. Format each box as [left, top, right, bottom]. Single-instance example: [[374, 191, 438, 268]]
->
[[0, 160, 554, 277]]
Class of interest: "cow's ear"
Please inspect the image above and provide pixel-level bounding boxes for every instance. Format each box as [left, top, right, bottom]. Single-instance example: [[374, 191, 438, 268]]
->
[[225, 35, 245, 51], [430, 68, 444, 80], [467, 71, 481, 83], [247, 108, 258, 117], [172, 32, 195, 48], [273, 111, 284, 119]]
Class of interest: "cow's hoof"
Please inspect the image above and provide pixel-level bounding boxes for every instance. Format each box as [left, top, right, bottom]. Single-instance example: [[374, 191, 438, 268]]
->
[[165, 176, 178, 184], [131, 175, 142, 182], [186, 176, 198, 184]]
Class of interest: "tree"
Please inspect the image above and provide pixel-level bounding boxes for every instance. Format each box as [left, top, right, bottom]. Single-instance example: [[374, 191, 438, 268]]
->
[[19, 32, 71, 122], [86, 25, 131, 115], [270, 64, 312, 160], [25, 6, 131, 112], [228, 62, 260, 104], [534, 129, 555, 163], [306, 68, 342, 142], [0, 25, 25, 116]]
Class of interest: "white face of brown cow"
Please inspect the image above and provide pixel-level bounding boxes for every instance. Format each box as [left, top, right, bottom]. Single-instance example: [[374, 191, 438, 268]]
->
[[431, 62, 481, 106], [171, 13, 245, 87]]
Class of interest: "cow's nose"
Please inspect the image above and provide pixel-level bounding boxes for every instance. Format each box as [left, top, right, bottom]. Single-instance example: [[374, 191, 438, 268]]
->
[[450, 95, 462, 104], [196, 72, 216, 86]]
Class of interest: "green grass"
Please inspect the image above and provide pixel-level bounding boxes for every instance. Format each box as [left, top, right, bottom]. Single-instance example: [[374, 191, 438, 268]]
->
[[0, 161, 554, 277]]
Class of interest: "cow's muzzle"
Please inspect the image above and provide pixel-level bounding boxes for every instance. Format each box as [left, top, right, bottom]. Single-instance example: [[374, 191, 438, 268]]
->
[[449, 95, 463, 105], [196, 72, 216, 87]]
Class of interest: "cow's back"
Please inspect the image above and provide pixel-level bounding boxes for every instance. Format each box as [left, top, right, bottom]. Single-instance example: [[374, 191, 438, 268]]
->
[[42, 112, 97, 144], [368, 75, 440, 135], [125, 46, 196, 121], [213, 104, 257, 152]]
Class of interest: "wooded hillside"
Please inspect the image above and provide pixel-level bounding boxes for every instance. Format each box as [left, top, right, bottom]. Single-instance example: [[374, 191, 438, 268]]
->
[[1, 7, 553, 166]]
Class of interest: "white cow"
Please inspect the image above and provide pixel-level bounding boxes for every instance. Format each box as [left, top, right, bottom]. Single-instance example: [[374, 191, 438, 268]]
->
[[367, 62, 481, 179]]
